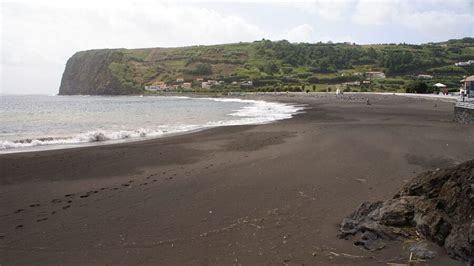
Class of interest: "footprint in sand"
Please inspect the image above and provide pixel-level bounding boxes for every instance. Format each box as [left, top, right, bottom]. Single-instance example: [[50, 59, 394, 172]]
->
[[64, 194, 75, 198], [80, 194, 89, 198], [14, 209, 25, 214], [62, 205, 71, 210], [36, 218, 48, 222], [15, 225, 24, 229], [51, 199, 62, 203], [29, 203, 41, 208]]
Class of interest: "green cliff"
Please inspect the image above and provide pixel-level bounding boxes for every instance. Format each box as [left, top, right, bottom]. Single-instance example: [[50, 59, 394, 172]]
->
[[59, 38, 474, 95], [59, 49, 142, 95]]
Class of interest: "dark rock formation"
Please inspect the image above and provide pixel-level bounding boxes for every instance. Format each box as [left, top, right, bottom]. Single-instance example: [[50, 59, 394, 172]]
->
[[59, 49, 142, 95], [454, 105, 474, 124], [339, 159, 474, 261]]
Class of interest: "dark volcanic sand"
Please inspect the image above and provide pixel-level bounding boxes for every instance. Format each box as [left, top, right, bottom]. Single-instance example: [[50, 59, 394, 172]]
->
[[1, 94, 473, 265]]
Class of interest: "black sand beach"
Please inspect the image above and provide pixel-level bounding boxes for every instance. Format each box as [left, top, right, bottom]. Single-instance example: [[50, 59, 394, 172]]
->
[[1, 94, 473, 265]]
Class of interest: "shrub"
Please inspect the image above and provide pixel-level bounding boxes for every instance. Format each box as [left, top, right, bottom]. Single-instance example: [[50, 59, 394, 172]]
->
[[405, 81, 430, 93]]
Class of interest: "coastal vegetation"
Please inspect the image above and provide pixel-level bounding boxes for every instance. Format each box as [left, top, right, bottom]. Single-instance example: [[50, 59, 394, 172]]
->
[[59, 38, 474, 95]]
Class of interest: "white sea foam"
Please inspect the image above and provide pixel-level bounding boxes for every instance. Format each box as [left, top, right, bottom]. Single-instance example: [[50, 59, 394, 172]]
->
[[0, 97, 304, 152]]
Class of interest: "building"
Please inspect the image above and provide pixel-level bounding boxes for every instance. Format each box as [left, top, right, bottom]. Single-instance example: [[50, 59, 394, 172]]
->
[[455, 60, 474, 66], [461, 75, 474, 98], [343, 81, 360, 86], [202, 80, 218, 89], [145, 81, 167, 91], [240, 80, 253, 87], [182, 82, 192, 89], [365, 71, 386, 80], [176, 77, 184, 83], [417, 74, 433, 79]]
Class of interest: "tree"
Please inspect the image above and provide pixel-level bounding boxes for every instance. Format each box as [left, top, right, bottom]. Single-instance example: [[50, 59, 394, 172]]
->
[[262, 61, 279, 75], [406, 81, 429, 93]]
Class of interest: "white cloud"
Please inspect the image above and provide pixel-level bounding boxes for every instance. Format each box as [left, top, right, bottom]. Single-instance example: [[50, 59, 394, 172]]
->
[[352, 0, 474, 38], [288, 1, 353, 21], [352, 0, 396, 26], [398, 11, 474, 39], [284, 24, 315, 43]]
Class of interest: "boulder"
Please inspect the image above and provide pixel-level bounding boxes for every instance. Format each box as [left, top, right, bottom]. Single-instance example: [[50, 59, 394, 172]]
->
[[339, 159, 474, 262]]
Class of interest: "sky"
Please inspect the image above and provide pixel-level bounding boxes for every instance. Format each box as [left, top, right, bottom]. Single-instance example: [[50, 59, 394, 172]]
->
[[1, 0, 473, 95]]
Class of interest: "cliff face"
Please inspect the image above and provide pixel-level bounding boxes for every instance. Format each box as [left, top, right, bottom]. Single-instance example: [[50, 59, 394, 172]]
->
[[59, 49, 141, 95]]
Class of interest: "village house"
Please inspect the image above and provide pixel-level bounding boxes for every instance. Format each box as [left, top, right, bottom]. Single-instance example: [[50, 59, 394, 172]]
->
[[201, 80, 217, 89], [240, 80, 253, 87], [176, 77, 184, 83], [181, 82, 192, 89], [365, 71, 386, 80], [144, 81, 167, 91], [455, 60, 474, 66], [461, 75, 474, 98], [417, 74, 433, 79], [343, 81, 361, 86]]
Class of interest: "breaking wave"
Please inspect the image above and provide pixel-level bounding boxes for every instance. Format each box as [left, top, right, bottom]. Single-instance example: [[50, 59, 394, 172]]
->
[[0, 98, 304, 152]]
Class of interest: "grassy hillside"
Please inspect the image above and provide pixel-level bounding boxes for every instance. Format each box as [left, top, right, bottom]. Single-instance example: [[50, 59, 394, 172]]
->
[[61, 38, 474, 94]]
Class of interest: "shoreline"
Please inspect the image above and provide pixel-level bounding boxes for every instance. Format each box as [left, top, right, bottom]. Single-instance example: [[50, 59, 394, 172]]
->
[[0, 95, 304, 154], [1, 93, 473, 265], [0, 92, 459, 155]]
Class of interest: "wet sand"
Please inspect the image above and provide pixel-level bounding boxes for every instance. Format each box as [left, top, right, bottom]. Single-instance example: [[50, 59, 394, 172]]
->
[[1, 93, 473, 265]]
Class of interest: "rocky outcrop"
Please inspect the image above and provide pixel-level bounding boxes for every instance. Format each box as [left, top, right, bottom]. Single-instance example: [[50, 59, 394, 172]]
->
[[59, 49, 142, 95], [339, 160, 474, 262], [454, 105, 474, 124]]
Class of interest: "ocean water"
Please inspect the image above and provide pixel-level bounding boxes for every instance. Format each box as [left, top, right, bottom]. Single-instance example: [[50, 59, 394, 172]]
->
[[0, 95, 303, 153]]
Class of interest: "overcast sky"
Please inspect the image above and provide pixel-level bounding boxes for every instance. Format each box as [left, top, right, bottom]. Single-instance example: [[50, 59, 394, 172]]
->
[[1, 0, 473, 95]]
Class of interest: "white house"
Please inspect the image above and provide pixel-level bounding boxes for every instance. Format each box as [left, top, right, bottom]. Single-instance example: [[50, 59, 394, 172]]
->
[[145, 81, 167, 91], [240, 80, 253, 87], [417, 74, 433, 79], [202, 80, 219, 89], [365, 71, 386, 79], [182, 82, 192, 89], [455, 60, 474, 66]]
